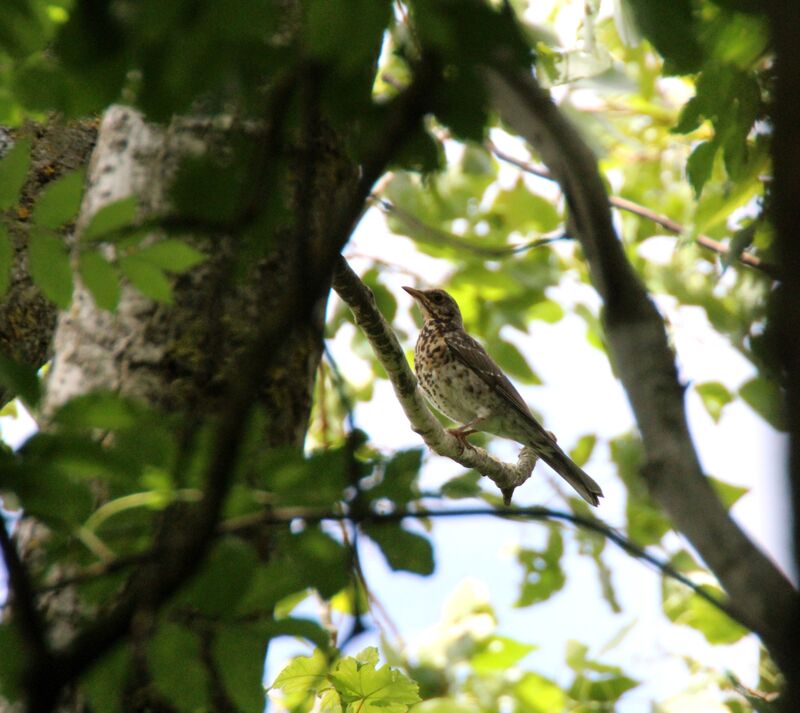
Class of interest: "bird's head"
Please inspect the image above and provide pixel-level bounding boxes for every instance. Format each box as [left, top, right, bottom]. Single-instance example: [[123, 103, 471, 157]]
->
[[402, 286, 463, 328]]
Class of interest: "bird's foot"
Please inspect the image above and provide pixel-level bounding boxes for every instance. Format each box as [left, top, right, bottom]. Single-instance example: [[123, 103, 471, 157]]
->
[[448, 426, 477, 452]]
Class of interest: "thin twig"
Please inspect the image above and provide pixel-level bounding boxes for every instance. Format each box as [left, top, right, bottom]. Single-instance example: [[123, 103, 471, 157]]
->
[[220, 503, 737, 620], [488, 141, 781, 278], [374, 196, 570, 257], [33, 501, 737, 621]]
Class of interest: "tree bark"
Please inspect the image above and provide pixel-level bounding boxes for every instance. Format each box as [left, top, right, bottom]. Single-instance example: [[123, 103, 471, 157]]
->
[[0, 119, 97, 407], [2, 104, 358, 712]]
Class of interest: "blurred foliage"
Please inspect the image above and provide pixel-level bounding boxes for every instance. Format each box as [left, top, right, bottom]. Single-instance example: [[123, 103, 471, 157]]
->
[[0, 0, 788, 712]]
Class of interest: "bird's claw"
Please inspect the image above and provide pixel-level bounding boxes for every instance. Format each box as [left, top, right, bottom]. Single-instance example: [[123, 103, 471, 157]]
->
[[448, 427, 477, 452]]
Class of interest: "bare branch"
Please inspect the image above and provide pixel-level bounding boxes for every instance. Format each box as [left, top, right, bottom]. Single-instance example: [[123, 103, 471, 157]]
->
[[374, 196, 568, 257], [332, 256, 537, 497], [488, 142, 780, 279], [484, 65, 799, 669]]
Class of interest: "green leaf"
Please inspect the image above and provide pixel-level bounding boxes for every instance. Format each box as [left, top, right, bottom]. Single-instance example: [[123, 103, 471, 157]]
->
[[514, 672, 567, 713], [369, 448, 422, 505], [687, 141, 717, 198], [440, 470, 482, 499], [491, 179, 560, 233], [118, 255, 173, 304], [0, 624, 24, 699], [707, 476, 749, 510], [261, 617, 333, 652], [470, 635, 536, 673], [32, 169, 85, 229], [271, 649, 329, 695], [695, 381, 733, 423], [516, 527, 565, 606], [0, 353, 41, 409], [611, 434, 672, 546], [0, 138, 31, 210], [566, 641, 639, 701], [214, 626, 268, 713], [177, 538, 259, 617], [722, 222, 757, 272], [569, 434, 597, 468], [147, 623, 209, 713], [28, 228, 73, 308], [306, 0, 391, 72], [82, 196, 138, 241], [662, 551, 748, 644], [528, 299, 564, 324], [134, 239, 206, 273], [328, 648, 420, 713], [79, 250, 121, 311], [363, 523, 434, 575], [739, 377, 786, 431], [625, 0, 704, 73], [82, 645, 129, 713], [492, 339, 541, 384], [569, 673, 639, 703], [53, 391, 143, 430], [362, 269, 398, 323], [0, 224, 13, 298]]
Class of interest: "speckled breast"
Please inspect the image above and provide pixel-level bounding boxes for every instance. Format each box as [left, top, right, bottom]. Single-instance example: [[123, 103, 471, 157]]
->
[[414, 323, 491, 425]]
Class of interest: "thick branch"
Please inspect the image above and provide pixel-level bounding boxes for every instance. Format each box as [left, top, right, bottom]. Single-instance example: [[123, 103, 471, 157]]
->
[[484, 66, 799, 667], [332, 256, 537, 497]]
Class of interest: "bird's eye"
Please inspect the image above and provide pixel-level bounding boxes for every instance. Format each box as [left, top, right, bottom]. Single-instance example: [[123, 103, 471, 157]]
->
[[431, 293, 444, 303]]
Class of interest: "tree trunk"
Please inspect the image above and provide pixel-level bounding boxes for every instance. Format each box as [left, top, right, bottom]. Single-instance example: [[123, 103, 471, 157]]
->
[[2, 104, 357, 712]]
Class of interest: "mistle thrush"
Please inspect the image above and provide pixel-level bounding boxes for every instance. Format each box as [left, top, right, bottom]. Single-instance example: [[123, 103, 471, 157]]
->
[[403, 286, 603, 506]]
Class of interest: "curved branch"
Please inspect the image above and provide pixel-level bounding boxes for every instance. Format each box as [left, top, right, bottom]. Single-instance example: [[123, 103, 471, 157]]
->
[[332, 256, 537, 498], [483, 66, 799, 668]]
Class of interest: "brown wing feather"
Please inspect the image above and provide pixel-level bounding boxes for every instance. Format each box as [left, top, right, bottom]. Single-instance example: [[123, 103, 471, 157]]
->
[[445, 331, 603, 506], [444, 331, 539, 425]]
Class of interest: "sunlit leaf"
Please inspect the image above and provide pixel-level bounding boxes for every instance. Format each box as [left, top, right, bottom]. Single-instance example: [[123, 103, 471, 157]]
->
[[516, 527, 565, 606], [739, 376, 786, 431], [470, 636, 536, 673], [569, 434, 597, 468], [328, 647, 421, 713], [271, 649, 329, 694], [662, 550, 748, 644], [695, 381, 733, 423]]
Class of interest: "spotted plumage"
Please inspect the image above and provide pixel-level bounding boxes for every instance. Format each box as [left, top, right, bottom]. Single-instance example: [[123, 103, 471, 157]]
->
[[403, 286, 603, 506]]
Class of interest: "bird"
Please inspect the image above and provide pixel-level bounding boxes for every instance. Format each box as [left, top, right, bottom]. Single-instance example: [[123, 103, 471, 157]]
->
[[403, 286, 603, 506]]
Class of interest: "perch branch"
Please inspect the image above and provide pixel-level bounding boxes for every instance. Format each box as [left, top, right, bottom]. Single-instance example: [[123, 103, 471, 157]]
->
[[332, 256, 537, 497]]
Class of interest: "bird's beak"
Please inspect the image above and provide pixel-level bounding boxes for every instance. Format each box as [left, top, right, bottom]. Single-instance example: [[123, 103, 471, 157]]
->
[[402, 286, 425, 302]]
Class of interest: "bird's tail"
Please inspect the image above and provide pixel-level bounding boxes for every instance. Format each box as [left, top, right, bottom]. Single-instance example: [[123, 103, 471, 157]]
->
[[537, 444, 604, 506]]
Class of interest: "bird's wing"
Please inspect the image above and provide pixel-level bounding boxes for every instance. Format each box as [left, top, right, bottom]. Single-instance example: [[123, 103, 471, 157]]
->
[[444, 330, 541, 426]]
